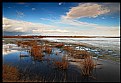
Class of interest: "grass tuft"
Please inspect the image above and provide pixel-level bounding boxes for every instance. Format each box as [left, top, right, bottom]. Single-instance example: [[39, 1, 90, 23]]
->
[[3, 64, 20, 82]]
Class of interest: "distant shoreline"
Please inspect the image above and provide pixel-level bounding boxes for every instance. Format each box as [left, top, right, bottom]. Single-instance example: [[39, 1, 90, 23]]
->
[[3, 36, 120, 38]]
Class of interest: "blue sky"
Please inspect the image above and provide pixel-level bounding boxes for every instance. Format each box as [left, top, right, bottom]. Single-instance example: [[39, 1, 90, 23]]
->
[[2, 2, 120, 36]]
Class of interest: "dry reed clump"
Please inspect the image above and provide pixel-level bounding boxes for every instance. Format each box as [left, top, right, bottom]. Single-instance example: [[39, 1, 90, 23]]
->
[[29, 40, 38, 47], [17, 40, 38, 47], [33, 55, 43, 61], [81, 56, 95, 76], [63, 46, 74, 53], [25, 40, 38, 47], [77, 50, 91, 59], [21, 41, 31, 48], [55, 43, 64, 48], [16, 41, 32, 48], [53, 61, 68, 70], [70, 50, 92, 59], [16, 41, 22, 47], [31, 45, 43, 57], [3, 64, 20, 82], [44, 46, 52, 54], [53, 55, 68, 70]]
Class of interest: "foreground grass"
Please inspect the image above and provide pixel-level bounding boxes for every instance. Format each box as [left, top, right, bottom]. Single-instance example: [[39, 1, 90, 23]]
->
[[2, 64, 46, 82], [3, 64, 20, 82]]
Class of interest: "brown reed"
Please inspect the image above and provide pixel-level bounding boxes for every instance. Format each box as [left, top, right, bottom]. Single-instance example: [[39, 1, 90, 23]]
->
[[53, 55, 68, 70], [81, 56, 95, 76], [44, 46, 52, 54], [3, 64, 20, 82], [55, 43, 64, 48]]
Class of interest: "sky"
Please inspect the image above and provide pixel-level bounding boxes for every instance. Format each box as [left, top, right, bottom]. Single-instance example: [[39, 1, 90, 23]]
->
[[2, 2, 120, 36]]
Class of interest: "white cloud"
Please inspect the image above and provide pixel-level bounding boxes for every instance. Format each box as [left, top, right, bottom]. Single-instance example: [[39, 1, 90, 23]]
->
[[74, 26, 120, 36], [101, 3, 120, 13], [32, 8, 36, 10], [32, 28, 69, 33], [59, 2, 62, 5], [3, 24, 11, 28], [3, 17, 119, 36], [3, 17, 52, 32], [64, 3, 110, 19], [3, 17, 70, 35], [44, 29, 69, 33], [32, 29, 40, 32], [40, 18, 53, 21], [60, 16, 98, 27], [14, 27, 23, 31], [60, 15, 119, 36]]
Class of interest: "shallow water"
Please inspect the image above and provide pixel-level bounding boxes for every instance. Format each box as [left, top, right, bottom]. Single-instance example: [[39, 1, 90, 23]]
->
[[3, 45, 88, 82], [3, 40, 120, 82]]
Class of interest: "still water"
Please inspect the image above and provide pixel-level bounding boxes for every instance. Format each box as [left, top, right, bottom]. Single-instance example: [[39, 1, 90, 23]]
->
[[3, 44, 92, 82]]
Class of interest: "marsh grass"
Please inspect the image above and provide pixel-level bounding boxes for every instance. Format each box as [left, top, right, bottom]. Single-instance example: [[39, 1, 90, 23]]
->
[[44, 46, 52, 54], [63, 46, 74, 51], [81, 56, 95, 76], [3, 64, 20, 82], [63, 45, 92, 59], [53, 55, 68, 70], [7, 40, 98, 81], [55, 43, 64, 48], [16, 40, 38, 47], [63, 46, 95, 77], [53, 61, 68, 70]]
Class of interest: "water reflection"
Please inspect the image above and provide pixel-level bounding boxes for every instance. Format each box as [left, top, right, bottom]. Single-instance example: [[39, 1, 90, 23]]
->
[[3, 43, 88, 82], [3, 49, 17, 55]]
